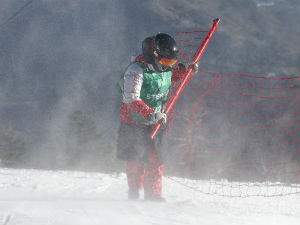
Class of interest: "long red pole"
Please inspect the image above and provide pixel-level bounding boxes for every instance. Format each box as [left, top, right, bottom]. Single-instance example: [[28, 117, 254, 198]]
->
[[150, 18, 220, 139]]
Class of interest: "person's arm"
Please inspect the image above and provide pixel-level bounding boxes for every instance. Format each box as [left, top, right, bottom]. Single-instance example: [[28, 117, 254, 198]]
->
[[122, 63, 154, 119], [171, 63, 187, 83], [172, 62, 199, 83]]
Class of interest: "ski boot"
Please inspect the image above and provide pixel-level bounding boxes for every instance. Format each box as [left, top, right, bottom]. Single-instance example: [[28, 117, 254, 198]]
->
[[128, 189, 139, 200], [144, 194, 166, 202]]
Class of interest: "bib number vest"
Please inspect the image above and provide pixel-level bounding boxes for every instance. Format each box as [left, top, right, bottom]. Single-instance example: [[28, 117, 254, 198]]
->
[[118, 62, 172, 124]]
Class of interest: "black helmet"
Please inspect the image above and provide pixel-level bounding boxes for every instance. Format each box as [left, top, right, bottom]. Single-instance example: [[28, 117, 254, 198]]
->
[[154, 33, 178, 59], [142, 33, 178, 71]]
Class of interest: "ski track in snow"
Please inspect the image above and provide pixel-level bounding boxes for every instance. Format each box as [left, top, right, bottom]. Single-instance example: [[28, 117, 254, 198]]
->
[[0, 168, 299, 225]]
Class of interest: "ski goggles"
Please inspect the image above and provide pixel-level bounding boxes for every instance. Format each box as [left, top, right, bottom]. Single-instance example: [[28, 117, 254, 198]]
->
[[158, 56, 178, 67]]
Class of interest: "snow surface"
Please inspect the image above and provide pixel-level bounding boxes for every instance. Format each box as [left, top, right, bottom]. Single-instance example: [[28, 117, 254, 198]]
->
[[0, 168, 299, 225]]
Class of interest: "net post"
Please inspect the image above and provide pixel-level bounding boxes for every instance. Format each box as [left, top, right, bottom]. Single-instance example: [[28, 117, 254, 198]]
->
[[150, 18, 220, 139]]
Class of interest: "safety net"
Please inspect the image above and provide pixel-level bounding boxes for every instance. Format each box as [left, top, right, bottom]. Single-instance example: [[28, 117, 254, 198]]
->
[[165, 29, 300, 197]]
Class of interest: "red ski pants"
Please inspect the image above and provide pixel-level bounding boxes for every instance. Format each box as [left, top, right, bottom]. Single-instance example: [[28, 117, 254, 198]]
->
[[126, 147, 164, 196]]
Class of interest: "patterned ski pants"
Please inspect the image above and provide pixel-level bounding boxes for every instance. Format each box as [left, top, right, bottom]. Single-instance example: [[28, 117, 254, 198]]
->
[[126, 147, 164, 196]]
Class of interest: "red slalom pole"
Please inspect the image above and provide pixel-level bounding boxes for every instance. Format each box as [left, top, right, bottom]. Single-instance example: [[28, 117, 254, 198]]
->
[[150, 18, 220, 139]]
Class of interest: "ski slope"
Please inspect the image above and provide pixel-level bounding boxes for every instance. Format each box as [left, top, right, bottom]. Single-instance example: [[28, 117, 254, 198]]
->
[[0, 168, 299, 225]]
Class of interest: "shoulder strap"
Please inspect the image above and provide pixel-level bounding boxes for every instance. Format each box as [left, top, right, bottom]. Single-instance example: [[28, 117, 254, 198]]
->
[[115, 62, 146, 94]]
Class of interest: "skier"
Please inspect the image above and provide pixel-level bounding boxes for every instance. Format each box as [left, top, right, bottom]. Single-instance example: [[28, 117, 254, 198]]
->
[[116, 33, 198, 201]]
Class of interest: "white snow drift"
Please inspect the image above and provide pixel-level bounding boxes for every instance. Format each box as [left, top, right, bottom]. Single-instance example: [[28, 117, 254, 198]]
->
[[0, 168, 299, 225]]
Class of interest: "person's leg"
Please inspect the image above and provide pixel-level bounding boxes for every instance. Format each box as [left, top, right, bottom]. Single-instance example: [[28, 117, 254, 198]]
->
[[126, 161, 145, 199], [144, 147, 165, 201]]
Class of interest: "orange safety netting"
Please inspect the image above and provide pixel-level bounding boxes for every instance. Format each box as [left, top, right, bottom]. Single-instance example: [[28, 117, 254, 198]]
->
[[165, 30, 300, 197]]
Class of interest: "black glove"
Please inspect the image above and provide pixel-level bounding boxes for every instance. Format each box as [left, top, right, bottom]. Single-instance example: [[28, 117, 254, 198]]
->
[[149, 112, 168, 126], [178, 63, 187, 72]]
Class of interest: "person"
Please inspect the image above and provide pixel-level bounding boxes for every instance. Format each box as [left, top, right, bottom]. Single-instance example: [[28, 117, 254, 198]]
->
[[116, 33, 198, 201]]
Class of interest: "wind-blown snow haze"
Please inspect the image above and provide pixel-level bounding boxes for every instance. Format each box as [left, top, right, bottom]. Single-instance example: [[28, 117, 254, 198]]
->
[[0, 1, 299, 224]]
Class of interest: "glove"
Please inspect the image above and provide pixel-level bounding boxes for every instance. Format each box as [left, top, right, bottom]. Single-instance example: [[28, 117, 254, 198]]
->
[[149, 112, 168, 126], [178, 62, 198, 73], [178, 63, 187, 73], [188, 62, 199, 73]]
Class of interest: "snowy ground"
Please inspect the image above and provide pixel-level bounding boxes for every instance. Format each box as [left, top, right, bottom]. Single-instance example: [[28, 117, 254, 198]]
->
[[0, 168, 299, 225]]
